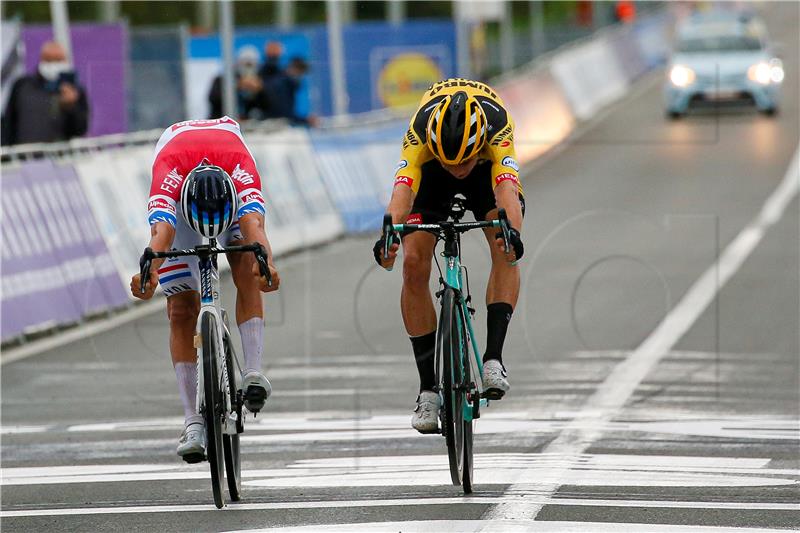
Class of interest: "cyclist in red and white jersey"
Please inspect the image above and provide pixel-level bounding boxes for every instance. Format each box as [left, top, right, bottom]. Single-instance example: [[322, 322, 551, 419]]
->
[[131, 116, 279, 463]]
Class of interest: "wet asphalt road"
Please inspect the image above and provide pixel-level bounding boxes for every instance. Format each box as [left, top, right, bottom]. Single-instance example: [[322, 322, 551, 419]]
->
[[2, 4, 799, 531]]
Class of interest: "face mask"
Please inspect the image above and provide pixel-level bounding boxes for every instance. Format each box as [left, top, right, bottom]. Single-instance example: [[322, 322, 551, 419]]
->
[[238, 63, 257, 77], [38, 61, 71, 82]]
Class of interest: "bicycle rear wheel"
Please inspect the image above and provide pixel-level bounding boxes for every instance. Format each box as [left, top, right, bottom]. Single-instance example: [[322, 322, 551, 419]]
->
[[222, 331, 242, 501], [439, 288, 467, 487], [201, 313, 225, 509]]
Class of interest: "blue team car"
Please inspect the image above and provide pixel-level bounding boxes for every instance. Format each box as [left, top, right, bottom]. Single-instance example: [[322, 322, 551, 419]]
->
[[664, 13, 784, 118]]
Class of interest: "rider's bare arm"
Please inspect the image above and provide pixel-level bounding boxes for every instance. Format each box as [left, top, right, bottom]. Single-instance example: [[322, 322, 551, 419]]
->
[[238, 212, 280, 292], [494, 181, 523, 230], [377, 184, 415, 270], [493, 180, 523, 262], [130, 221, 175, 299], [387, 183, 415, 224]]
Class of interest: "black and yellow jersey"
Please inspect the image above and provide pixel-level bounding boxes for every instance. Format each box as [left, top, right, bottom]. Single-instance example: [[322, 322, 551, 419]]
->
[[393, 78, 521, 196]]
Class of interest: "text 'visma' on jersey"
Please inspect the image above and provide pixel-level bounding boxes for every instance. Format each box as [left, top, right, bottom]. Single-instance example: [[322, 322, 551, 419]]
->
[[393, 78, 523, 196]]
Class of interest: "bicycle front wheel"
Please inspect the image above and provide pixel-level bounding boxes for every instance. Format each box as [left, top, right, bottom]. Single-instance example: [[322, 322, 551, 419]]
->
[[439, 288, 467, 487], [459, 296, 474, 494], [201, 313, 225, 509], [222, 331, 242, 501]]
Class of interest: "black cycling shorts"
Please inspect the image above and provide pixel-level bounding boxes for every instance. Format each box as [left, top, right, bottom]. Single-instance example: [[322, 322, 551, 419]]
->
[[408, 160, 525, 224]]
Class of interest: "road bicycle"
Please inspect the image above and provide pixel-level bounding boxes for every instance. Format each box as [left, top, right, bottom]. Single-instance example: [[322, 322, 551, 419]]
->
[[380, 197, 512, 494], [139, 241, 272, 509]]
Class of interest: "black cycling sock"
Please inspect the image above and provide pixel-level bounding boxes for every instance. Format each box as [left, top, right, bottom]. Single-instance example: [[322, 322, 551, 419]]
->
[[410, 331, 437, 392], [484, 302, 513, 365]]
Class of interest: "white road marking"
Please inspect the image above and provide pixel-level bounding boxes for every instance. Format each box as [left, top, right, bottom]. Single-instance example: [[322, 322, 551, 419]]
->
[[482, 145, 800, 524], [231, 521, 789, 533], [2, 497, 797, 519], [3, 453, 795, 488], [4, 408, 797, 441]]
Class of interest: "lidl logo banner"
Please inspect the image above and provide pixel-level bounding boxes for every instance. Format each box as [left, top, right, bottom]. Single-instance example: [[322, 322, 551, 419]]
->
[[370, 46, 451, 110]]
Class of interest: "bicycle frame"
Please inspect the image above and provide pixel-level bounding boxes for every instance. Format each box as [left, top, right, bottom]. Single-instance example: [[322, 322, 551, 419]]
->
[[390, 216, 503, 422], [194, 239, 238, 436]]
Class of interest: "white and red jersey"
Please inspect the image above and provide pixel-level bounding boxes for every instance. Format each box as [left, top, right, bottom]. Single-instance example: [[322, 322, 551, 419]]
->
[[148, 116, 266, 227]]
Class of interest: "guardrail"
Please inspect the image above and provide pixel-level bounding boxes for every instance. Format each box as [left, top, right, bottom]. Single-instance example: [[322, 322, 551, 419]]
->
[[0, 11, 671, 346]]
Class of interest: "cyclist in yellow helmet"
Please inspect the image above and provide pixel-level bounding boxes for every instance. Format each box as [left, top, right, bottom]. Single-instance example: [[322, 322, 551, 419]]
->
[[373, 78, 525, 434]]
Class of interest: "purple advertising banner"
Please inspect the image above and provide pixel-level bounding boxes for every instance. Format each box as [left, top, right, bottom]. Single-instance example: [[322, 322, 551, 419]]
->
[[22, 23, 127, 136], [48, 161, 129, 311], [55, 163, 129, 310], [1, 167, 80, 340]]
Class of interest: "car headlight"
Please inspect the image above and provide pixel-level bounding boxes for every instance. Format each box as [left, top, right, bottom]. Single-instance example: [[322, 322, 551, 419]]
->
[[769, 58, 784, 83], [669, 65, 696, 87], [748, 62, 772, 84]]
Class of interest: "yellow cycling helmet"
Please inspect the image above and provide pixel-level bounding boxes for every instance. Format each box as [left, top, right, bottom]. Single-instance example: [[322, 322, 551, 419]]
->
[[426, 91, 487, 165]]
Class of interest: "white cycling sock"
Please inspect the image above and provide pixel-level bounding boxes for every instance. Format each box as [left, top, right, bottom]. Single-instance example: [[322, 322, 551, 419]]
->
[[174, 362, 198, 423], [239, 317, 264, 373]]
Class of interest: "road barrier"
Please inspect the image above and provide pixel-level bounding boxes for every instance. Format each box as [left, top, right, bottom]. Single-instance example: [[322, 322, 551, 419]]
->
[[0, 11, 671, 344]]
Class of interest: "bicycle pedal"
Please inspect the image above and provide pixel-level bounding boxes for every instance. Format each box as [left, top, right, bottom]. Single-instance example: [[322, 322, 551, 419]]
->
[[181, 452, 205, 464], [482, 388, 506, 401], [244, 385, 267, 413]]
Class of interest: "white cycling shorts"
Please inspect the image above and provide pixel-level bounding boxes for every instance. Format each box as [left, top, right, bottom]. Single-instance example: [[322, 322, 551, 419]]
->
[[157, 217, 245, 298]]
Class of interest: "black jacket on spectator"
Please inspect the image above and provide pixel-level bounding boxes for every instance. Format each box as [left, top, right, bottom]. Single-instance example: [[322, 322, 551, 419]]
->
[[1, 74, 89, 146], [208, 74, 271, 121], [262, 70, 306, 124]]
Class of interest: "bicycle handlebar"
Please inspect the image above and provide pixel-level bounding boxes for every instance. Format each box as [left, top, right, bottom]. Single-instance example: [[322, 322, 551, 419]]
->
[[380, 208, 512, 254], [138, 243, 272, 295], [382, 213, 395, 261]]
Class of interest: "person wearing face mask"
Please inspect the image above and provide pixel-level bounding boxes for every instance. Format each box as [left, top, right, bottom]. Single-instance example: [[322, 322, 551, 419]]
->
[[1, 41, 88, 146], [208, 45, 270, 121]]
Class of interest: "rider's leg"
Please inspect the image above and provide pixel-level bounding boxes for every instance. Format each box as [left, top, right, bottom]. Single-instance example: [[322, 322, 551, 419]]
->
[[482, 208, 520, 366], [227, 240, 271, 411], [168, 291, 202, 423], [228, 241, 264, 373], [401, 231, 438, 391]]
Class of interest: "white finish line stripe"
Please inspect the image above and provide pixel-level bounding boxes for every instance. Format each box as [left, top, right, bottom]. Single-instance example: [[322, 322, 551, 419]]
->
[[482, 145, 800, 524], [2, 497, 797, 518]]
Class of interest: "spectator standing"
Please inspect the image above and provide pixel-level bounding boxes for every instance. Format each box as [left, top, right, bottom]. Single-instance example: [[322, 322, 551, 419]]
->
[[262, 55, 315, 126], [259, 41, 284, 88], [208, 45, 270, 120], [1, 41, 88, 146]]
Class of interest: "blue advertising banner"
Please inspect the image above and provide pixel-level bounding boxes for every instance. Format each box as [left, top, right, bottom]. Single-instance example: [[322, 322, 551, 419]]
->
[[185, 20, 456, 119], [310, 121, 405, 232], [345, 21, 455, 114]]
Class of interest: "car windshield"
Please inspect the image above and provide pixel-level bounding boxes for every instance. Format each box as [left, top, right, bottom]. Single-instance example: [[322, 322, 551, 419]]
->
[[677, 35, 762, 53]]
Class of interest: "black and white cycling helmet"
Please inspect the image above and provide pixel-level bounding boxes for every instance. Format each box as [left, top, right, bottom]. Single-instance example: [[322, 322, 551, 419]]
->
[[179, 161, 237, 238]]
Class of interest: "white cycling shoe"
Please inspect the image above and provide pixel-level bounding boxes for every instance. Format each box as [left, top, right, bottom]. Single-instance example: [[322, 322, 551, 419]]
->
[[177, 421, 205, 463], [411, 390, 441, 434], [482, 359, 510, 400], [242, 369, 272, 413]]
